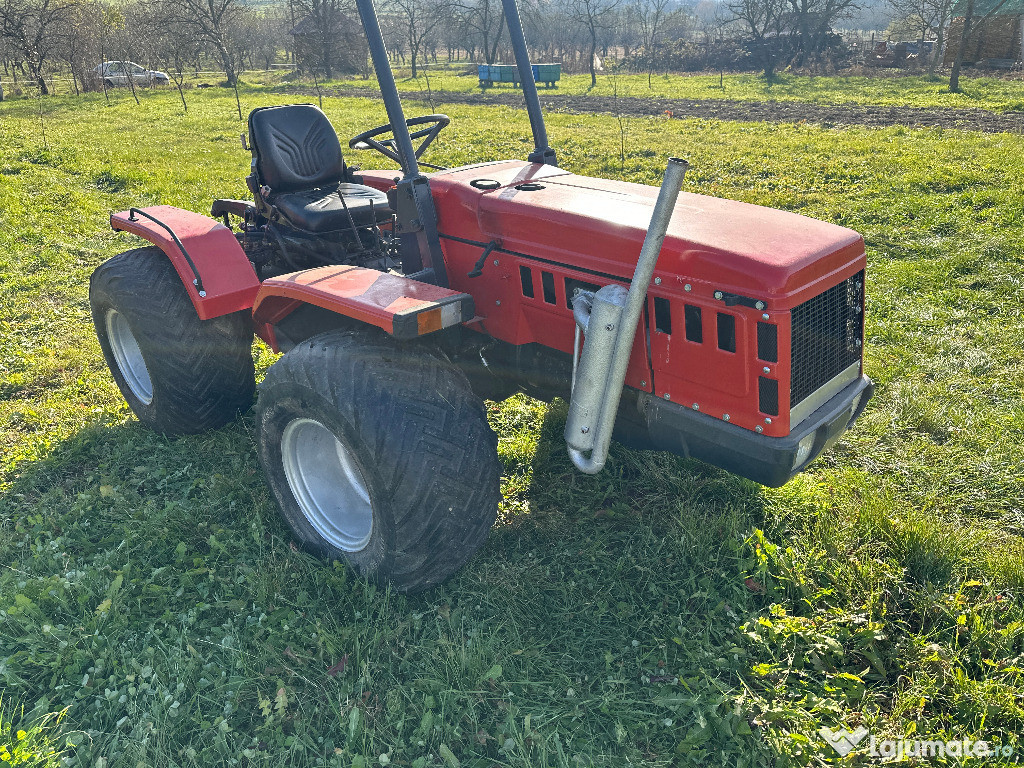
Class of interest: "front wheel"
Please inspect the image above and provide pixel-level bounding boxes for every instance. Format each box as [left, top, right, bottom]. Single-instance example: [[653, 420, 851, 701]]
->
[[256, 330, 501, 593]]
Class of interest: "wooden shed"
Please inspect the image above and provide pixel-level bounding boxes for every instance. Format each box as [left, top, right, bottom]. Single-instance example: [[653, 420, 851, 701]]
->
[[944, 0, 1024, 65]]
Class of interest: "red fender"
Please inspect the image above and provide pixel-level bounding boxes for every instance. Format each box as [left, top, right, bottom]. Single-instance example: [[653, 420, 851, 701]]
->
[[110, 205, 260, 320], [252, 265, 475, 350]]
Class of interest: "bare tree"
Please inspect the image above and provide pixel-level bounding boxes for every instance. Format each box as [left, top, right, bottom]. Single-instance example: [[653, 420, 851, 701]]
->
[[56, 0, 102, 93], [631, 0, 680, 86], [728, 0, 790, 78], [384, 0, 452, 77], [155, 0, 245, 85], [949, 0, 1009, 91], [250, 9, 287, 70], [0, 0, 74, 93], [785, 0, 860, 66], [290, 0, 342, 78], [569, 0, 622, 86], [886, 0, 955, 72], [453, 0, 506, 64], [148, 7, 202, 110]]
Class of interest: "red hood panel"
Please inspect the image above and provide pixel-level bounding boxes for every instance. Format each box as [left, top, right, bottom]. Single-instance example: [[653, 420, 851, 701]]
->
[[428, 162, 864, 307]]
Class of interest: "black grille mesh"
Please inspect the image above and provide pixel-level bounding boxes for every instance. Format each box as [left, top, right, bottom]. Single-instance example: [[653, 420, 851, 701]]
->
[[757, 322, 778, 362], [790, 270, 864, 409], [759, 376, 779, 416]]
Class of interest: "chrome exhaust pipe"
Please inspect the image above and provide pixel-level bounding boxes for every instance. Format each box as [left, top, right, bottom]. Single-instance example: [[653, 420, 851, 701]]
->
[[564, 157, 689, 474]]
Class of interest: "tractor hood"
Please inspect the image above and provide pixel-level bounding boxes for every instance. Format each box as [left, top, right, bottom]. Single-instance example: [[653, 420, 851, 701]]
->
[[423, 161, 865, 309]]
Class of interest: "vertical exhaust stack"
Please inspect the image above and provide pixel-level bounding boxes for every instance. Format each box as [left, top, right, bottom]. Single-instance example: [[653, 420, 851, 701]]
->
[[565, 157, 689, 474]]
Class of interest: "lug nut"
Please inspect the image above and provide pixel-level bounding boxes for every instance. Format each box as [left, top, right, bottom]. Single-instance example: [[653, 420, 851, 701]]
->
[[762, 313, 770, 320], [714, 290, 723, 300], [764, 417, 772, 424], [755, 301, 765, 310], [723, 413, 730, 421], [763, 366, 770, 374], [684, 284, 692, 292], [692, 403, 699, 411], [755, 425, 763, 433], [663, 393, 671, 400], [654, 277, 661, 285]]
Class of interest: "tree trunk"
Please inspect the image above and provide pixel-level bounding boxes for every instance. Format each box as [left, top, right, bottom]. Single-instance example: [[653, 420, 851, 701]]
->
[[588, 30, 597, 87], [949, 0, 975, 92], [322, 37, 333, 79], [215, 37, 237, 85]]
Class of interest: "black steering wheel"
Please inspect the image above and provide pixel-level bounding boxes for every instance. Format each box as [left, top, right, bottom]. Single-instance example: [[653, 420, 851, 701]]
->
[[349, 114, 450, 169]]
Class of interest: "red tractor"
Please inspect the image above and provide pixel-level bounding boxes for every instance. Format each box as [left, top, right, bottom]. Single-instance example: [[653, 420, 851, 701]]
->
[[89, 0, 873, 592]]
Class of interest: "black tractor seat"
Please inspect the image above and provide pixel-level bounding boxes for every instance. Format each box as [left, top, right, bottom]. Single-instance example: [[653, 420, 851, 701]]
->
[[270, 183, 389, 233], [248, 104, 391, 233]]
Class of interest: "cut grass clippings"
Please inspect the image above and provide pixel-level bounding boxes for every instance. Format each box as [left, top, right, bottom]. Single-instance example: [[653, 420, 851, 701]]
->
[[1, 86, 1023, 766]]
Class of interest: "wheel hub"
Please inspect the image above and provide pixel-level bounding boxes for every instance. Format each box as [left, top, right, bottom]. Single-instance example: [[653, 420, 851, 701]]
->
[[105, 308, 154, 405], [281, 418, 373, 552]]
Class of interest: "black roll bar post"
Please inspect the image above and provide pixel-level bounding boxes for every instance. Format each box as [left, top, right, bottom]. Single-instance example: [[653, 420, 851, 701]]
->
[[354, 0, 421, 180], [354, 0, 450, 287], [500, 0, 557, 166]]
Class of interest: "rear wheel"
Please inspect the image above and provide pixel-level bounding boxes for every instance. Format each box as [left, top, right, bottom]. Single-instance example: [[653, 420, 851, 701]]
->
[[256, 329, 501, 592], [90, 247, 255, 435]]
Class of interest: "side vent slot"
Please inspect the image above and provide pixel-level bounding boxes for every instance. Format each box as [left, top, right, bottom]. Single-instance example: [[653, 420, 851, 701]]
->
[[541, 271, 557, 305], [684, 304, 702, 343], [654, 297, 672, 334], [757, 322, 778, 362], [717, 312, 736, 353], [520, 266, 534, 298], [759, 377, 779, 416]]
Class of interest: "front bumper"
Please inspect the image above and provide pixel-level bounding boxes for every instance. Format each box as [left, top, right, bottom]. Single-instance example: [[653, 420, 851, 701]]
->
[[640, 375, 874, 488]]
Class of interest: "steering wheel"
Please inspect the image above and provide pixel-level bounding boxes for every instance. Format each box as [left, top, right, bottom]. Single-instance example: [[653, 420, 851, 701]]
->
[[349, 114, 450, 168]]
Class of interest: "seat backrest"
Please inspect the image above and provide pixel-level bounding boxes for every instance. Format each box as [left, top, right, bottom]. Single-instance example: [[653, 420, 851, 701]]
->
[[248, 105, 345, 194]]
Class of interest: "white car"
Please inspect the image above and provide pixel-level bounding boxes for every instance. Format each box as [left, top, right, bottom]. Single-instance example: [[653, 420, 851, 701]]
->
[[94, 61, 170, 88]]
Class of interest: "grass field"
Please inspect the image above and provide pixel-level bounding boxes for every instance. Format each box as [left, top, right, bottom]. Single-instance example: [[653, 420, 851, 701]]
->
[[2, 86, 1024, 766], [11, 66, 1024, 114], [300, 67, 1024, 113]]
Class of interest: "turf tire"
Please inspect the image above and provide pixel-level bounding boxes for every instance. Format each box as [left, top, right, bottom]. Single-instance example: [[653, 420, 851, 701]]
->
[[90, 247, 256, 435], [256, 329, 501, 593]]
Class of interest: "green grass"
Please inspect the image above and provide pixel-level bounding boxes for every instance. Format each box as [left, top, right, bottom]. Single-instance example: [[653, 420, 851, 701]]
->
[[0, 698, 67, 766], [2, 86, 1024, 766], [306, 65, 1024, 113], [16, 64, 1024, 113]]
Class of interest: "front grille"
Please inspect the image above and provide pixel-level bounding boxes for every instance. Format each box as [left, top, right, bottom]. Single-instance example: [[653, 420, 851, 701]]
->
[[790, 270, 864, 409]]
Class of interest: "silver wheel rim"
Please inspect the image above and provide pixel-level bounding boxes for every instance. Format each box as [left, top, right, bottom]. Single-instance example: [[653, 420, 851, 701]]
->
[[281, 418, 373, 552], [105, 308, 154, 405]]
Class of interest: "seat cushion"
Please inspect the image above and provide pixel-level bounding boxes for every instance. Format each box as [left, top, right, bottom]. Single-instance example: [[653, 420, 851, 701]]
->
[[271, 183, 391, 233]]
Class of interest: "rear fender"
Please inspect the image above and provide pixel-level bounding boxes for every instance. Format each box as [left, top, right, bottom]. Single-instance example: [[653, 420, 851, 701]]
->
[[110, 205, 260, 320], [252, 265, 474, 352]]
